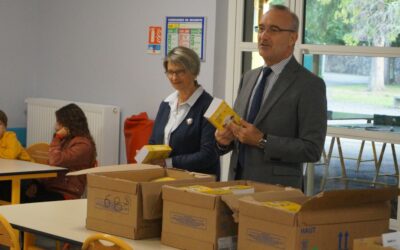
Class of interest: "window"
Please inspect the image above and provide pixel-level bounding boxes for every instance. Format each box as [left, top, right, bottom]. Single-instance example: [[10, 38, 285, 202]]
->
[[304, 0, 400, 48], [304, 54, 400, 115], [301, 0, 400, 116]]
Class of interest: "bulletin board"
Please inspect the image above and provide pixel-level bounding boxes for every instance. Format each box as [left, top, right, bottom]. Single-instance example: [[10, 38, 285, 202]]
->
[[165, 16, 206, 61]]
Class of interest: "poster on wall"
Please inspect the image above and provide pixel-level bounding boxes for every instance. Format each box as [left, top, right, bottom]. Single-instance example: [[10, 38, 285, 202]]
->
[[165, 16, 205, 61], [147, 26, 162, 55]]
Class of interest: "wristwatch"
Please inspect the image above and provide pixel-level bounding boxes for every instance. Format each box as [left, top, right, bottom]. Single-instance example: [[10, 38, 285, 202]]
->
[[257, 134, 268, 149]]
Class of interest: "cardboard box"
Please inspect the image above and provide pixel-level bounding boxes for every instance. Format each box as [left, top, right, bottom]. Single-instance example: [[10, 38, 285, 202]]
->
[[237, 188, 399, 250], [161, 180, 301, 250], [79, 164, 215, 239], [354, 236, 396, 250]]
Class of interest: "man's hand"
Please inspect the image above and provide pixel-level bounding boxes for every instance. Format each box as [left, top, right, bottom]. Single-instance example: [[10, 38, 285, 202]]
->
[[228, 119, 263, 147], [215, 127, 235, 146]]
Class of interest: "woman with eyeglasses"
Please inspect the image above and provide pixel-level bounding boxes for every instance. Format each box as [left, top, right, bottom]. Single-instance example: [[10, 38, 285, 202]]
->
[[148, 46, 220, 179]]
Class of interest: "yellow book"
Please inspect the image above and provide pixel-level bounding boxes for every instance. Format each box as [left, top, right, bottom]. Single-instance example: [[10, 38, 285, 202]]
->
[[181, 185, 213, 193], [222, 185, 255, 195], [151, 176, 176, 182], [202, 188, 233, 195], [261, 201, 301, 213], [204, 97, 241, 130], [135, 144, 172, 164]]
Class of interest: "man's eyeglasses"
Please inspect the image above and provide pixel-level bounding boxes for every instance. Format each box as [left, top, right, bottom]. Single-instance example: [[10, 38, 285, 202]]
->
[[254, 25, 295, 35], [165, 69, 186, 78]]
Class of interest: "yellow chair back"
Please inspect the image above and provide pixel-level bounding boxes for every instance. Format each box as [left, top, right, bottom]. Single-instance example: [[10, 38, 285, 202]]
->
[[0, 213, 20, 249], [26, 143, 50, 164], [81, 233, 133, 250]]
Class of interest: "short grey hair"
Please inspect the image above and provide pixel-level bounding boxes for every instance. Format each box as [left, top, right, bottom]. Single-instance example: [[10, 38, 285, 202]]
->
[[163, 46, 200, 77], [269, 4, 299, 32]]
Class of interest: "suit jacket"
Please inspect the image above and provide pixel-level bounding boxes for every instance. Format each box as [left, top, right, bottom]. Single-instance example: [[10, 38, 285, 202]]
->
[[228, 57, 327, 188], [149, 90, 220, 177]]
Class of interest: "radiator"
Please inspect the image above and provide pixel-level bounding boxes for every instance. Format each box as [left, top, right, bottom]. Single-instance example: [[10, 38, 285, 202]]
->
[[26, 98, 120, 166]]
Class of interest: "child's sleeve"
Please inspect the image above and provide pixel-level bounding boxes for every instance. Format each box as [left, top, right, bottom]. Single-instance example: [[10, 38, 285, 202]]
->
[[0, 132, 23, 159]]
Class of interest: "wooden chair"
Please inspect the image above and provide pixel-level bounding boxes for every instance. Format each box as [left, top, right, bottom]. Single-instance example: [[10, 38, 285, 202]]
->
[[81, 233, 133, 250], [0, 213, 20, 250], [26, 143, 50, 164]]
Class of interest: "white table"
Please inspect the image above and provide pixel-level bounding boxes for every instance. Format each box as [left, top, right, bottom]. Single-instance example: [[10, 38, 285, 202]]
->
[[306, 125, 400, 195], [0, 199, 176, 249], [0, 159, 66, 204]]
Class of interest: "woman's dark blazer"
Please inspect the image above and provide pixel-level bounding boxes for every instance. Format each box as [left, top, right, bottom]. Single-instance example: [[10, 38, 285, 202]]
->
[[149, 90, 220, 178]]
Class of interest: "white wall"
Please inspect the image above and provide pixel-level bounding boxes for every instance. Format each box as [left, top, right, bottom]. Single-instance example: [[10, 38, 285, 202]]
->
[[0, 0, 39, 127], [0, 0, 229, 163], [213, 0, 229, 99]]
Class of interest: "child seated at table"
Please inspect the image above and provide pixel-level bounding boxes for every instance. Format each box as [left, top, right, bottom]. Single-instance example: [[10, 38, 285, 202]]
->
[[0, 110, 31, 161], [0, 110, 32, 202], [22, 103, 97, 203]]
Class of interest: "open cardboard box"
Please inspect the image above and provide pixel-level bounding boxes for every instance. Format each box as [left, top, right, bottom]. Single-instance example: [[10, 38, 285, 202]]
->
[[237, 187, 399, 250], [69, 164, 215, 239], [161, 180, 301, 250]]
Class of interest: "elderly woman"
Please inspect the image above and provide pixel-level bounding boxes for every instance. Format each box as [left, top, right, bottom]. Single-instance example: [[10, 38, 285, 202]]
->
[[149, 46, 220, 178]]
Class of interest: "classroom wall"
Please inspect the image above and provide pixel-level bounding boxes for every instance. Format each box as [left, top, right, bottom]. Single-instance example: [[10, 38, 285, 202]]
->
[[0, 0, 39, 127], [0, 0, 229, 163], [213, 0, 229, 99]]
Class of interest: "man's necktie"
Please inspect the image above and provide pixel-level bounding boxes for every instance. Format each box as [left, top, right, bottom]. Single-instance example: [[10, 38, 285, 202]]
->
[[246, 67, 272, 123], [237, 67, 272, 178]]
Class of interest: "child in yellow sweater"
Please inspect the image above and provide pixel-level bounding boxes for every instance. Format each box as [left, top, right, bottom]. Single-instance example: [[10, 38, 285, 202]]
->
[[0, 110, 31, 161], [0, 110, 32, 202]]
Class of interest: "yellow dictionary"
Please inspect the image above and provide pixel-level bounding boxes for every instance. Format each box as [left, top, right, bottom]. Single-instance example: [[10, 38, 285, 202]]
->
[[135, 144, 172, 164], [204, 97, 241, 130], [261, 201, 301, 213]]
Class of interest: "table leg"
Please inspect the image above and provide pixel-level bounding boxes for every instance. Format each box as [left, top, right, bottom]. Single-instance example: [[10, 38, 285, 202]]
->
[[336, 137, 347, 179], [10, 178, 21, 204], [24, 232, 37, 249], [306, 162, 314, 196]]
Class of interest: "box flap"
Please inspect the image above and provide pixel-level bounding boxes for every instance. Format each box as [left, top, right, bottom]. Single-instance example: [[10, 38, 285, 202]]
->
[[67, 163, 161, 176], [300, 188, 400, 211], [239, 198, 299, 226], [88, 174, 138, 194], [221, 188, 303, 223], [140, 169, 215, 220], [162, 185, 218, 210]]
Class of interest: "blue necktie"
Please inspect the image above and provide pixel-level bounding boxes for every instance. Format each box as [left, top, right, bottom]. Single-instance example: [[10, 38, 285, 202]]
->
[[237, 67, 272, 178], [247, 67, 272, 123]]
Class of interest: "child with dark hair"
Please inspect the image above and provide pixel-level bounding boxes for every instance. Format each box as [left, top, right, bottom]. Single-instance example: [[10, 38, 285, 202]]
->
[[22, 103, 97, 202]]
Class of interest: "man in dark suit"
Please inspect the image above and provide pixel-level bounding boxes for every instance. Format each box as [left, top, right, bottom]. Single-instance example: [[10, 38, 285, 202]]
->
[[215, 5, 327, 189]]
